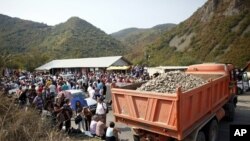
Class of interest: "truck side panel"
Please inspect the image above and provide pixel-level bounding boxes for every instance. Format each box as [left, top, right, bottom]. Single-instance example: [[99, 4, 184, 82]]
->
[[112, 89, 179, 136], [179, 75, 230, 139]]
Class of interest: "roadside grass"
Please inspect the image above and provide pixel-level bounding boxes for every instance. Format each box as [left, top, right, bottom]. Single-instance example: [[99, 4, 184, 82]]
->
[[0, 92, 100, 141]]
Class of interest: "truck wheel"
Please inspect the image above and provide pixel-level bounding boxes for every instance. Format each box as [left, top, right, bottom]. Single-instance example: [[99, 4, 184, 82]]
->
[[207, 120, 218, 141], [133, 135, 140, 141], [227, 103, 235, 122], [237, 87, 243, 95], [196, 131, 206, 141]]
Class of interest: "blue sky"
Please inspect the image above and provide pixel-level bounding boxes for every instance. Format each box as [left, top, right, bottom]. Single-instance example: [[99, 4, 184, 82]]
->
[[0, 0, 207, 33]]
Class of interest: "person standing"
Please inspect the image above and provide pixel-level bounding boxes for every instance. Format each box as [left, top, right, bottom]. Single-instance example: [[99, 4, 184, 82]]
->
[[18, 89, 28, 107], [16, 86, 23, 97], [75, 101, 83, 115], [32, 92, 44, 114], [83, 107, 92, 131], [53, 100, 64, 131], [75, 108, 84, 132], [49, 82, 57, 98], [87, 83, 95, 99], [95, 97, 107, 123], [28, 85, 37, 105], [97, 79, 104, 95], [62, 98, 73, 133]]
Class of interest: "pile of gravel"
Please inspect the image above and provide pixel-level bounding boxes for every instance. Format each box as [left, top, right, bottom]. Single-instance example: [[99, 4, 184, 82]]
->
[[136, 71, 207, 93]]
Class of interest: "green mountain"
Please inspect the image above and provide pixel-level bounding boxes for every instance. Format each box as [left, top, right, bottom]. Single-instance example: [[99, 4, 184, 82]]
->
[[111, 24, 176, 63], [0, 15, 125, 70], [144, 0, 250, 67]]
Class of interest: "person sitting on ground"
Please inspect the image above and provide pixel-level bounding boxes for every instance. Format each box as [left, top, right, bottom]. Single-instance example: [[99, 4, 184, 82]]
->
[[106, 122, 121, 141], [90, 115, 99, 136], [96, 118, 106, 140]]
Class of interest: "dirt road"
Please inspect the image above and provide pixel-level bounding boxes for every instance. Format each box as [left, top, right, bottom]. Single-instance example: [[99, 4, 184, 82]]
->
[[217, 92, 250, 141], [106, 92, 250, 141]]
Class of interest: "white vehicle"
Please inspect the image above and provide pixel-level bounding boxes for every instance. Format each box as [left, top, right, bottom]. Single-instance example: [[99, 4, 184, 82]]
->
[[19, 76, 26, 80], [8, 83, 20, 95], [237, 72, 250, 94], [59, 73, 74, 80]]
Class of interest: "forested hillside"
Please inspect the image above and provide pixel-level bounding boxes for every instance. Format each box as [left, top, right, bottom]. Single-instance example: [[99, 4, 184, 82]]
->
[[111, 24, 176, 63], [0, 15, 125, 70]]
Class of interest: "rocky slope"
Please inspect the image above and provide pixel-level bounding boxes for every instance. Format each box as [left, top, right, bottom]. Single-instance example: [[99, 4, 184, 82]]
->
[[144, 0, 250, 67]]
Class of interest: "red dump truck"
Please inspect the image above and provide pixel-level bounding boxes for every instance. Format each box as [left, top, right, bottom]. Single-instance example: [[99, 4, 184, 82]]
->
[[111, 63, 238, 141]]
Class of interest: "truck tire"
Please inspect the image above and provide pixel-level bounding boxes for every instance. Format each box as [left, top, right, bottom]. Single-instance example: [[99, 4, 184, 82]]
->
[[237, 87, 243, 95], [133, 135, 140, 141], [207, 120, 218, 141], [196, 131, 206, 141], [227, 103, 235, 122]]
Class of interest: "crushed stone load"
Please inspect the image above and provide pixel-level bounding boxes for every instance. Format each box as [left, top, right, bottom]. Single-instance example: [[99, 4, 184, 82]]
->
[[136, 71, 207, 93]]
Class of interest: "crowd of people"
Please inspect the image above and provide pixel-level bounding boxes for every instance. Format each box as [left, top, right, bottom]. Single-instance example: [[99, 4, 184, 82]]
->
[[0, 66, 149, 141]]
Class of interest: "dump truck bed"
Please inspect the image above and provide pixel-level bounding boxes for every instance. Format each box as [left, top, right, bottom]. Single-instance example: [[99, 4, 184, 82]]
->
[[112, 72, 231, 140]]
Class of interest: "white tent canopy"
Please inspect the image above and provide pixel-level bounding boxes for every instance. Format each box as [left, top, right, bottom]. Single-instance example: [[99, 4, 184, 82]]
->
[[35, 56, 131, 71]]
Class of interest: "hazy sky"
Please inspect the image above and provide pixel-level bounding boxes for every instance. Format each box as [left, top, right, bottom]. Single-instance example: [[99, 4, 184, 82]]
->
[[0, 0, 207, 34]]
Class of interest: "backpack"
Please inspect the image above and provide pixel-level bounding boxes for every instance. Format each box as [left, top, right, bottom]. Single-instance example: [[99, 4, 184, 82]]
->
[[74, 114, 83, 124]]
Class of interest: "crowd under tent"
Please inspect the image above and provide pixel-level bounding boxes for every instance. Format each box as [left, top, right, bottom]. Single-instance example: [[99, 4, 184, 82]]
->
[[35, 56, 132, 74]]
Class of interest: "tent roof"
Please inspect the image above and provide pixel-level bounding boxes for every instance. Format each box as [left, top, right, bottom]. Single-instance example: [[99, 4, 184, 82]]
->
[[35, 56, 131, 71]]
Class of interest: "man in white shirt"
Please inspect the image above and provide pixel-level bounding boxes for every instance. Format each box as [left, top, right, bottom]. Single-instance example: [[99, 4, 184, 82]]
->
[[49, 82, 56, 97], [95, 97, 107, 123]]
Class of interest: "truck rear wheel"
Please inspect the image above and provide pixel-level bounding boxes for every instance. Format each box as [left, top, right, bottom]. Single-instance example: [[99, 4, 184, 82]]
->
[[197, 131, 206, 141], [227, 103, 235, 122], [237, 87, 243, 95], [133, 135, 140, 141], [207, 120, 218, 141]]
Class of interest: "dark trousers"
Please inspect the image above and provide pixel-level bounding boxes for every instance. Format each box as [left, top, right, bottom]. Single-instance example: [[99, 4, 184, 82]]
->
[[84, 115, 92, 131], [106, 136, 116, 141], [58, 122, 63, 131], [65, 119, 71, 133]]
